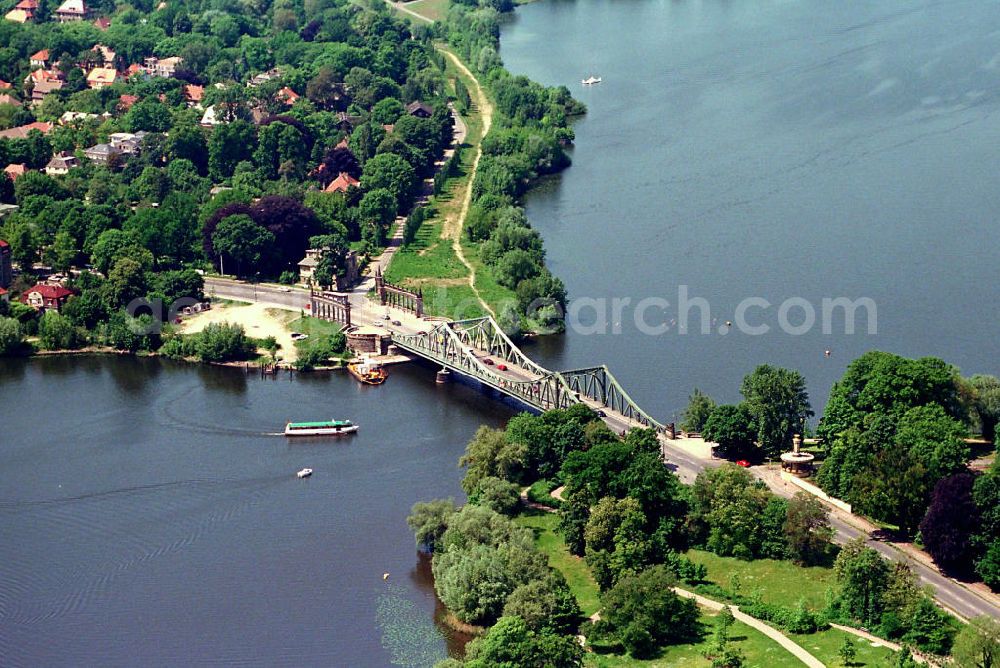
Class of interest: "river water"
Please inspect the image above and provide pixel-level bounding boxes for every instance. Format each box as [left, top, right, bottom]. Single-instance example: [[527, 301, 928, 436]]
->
[[0, 356, 512, 666], [503, 0, 1000, 418], [3, 2, 1000, 665]]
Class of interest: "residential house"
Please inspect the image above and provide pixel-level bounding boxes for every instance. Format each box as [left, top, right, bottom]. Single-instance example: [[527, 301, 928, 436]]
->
[[3, 164, 26, 181], [29, 49, 49, 69], [118, 93, 138, 111], [44, 152, 79, 174], [20, 283, 73, 311], [59, 110, 101, 124], [83, 143, 120, 165], [0, 80, 11, 89], [183, 84, 203, 107], [247, 68, 281, 88], [406, 101, 433, 118], [323, 172, 360, 194], [86, 67, 118, 89], [0, 287, 7, 302], [0, 239, 12, 289], [31, 78, 63, 102], [54, 0, 88, 21], [5, 0, 37, 21], [277, 86, 299, 105], [27, 68, 62, 86], [109, 131, 146, 154], [123, 63, 144, 79], [144, 56, 182, 77], [199, 105, 221, 127], [4, 8, 31, 22], [298, 248, 359, 290], [92, 15, 110, 29], [334, 111, 360, 132], [92, 44, 116, 68], [0, 94, 21, 107], [0, 121, 53, 139]]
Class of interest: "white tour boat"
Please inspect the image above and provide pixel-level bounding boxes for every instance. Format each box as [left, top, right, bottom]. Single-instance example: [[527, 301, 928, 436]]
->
[[284, 419, 360, 437]]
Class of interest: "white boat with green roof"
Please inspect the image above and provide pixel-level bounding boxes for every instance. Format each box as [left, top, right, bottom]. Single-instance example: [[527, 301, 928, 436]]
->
[[284, 419, 359, 437]]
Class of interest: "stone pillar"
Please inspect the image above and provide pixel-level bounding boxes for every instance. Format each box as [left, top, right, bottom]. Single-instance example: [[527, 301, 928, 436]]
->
[[375, 267, 386, 305], [416, 289, 424, 318]]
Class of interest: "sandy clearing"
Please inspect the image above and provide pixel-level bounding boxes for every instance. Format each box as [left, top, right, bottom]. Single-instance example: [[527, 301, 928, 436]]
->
[[180, 302, 300, 363]]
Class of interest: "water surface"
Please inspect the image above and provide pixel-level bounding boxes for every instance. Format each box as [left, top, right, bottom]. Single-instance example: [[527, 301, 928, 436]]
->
[[503, 0, 1000, 418], [0, 356, 512, 666]]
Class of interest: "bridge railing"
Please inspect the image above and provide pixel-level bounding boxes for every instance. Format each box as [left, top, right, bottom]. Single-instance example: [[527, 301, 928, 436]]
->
[[391, 321, 669, 435]]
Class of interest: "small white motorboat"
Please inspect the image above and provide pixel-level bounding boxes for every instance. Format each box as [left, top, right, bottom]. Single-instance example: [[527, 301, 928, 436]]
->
[[296, 468, 313, 478], [581, 75, 602, 85]]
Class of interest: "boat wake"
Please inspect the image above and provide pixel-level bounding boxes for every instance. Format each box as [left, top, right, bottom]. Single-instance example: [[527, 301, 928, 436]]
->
[[0, 473, 288, 646]]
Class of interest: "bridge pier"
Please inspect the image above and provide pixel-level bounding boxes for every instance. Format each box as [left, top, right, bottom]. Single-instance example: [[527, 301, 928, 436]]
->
[[435, 368, 451, 384]]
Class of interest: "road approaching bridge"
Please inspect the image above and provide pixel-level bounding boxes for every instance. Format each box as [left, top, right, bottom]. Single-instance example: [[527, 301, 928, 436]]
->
[[390, 316, 714, 483]]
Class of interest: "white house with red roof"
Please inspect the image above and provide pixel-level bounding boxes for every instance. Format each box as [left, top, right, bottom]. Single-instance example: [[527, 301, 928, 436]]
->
[[54, 0, 88, 21], [29, 49, 49, 68], [86, 67, 118, 89], [277, 87, 300, 105], [0, 121, 53, 140], [20, 283, 73, 311]]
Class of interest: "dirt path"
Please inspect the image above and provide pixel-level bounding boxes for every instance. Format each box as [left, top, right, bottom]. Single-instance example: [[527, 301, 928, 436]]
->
[[388, 0, 433, 23], [673, 589, 825, 668], [438, 47, 495, 318]]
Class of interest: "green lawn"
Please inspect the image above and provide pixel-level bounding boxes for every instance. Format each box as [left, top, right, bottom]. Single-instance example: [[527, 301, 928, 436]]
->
[[586, 613, 803, 668], [287, 316, 346, 361], [384, 216, 468, 284], [686, 549, 837, 611], [795, 627, 898, 667], [515, 511, 601, 617], [460, 238, 519, 317], [398, 0, 449, 21], [515, 513, 811, 668]]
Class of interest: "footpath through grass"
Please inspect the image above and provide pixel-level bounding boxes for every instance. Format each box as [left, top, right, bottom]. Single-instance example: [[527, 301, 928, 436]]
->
[[515, 512, 807, 668], [586, 613, 803, 668]]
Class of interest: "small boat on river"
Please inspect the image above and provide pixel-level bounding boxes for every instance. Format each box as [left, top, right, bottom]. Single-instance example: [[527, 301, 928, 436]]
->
[[296, 468, 313, 478], [348, 359, 387, 385], [582, 75, 602, 85], [285, 419, 359, 437]]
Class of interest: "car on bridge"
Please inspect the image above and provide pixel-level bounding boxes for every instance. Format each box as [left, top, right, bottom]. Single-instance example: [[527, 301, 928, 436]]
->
[[482, 358, 494, 366], [496, 364, 508, 371]]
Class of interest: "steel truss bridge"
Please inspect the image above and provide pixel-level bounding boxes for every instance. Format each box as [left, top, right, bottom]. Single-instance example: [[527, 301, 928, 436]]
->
[[391, 317, 673, 437]]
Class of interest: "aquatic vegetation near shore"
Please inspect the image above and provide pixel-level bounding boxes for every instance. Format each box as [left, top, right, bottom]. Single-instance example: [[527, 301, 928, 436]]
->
[[376, 583, 448, 667]]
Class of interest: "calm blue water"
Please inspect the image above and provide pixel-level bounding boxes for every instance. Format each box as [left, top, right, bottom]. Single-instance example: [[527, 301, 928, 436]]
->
[[0, 356, 512, 666], [503, 0, 1000, 420]]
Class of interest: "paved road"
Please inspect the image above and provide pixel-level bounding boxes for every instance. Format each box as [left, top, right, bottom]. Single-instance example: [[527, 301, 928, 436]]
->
[[762, 468, 1000, 621], [203, 274, 1000, 621]]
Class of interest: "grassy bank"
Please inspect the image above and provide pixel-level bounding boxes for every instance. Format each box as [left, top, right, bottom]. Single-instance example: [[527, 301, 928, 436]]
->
[[795, 627, 897, 667], [381, 45, 499, 320], [686, 549, 837, 611], [514, 512, 807, 668]]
